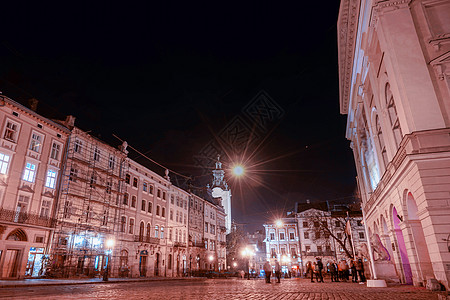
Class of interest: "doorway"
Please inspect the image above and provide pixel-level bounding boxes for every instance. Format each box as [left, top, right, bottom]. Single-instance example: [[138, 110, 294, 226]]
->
[[4, 249, 20, 277]]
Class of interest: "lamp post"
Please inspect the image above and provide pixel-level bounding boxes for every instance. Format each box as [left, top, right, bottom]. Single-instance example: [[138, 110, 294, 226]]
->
[[103, 238, 115, 281]]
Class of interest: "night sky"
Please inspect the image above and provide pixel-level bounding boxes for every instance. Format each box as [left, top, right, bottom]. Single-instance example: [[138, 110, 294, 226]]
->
[[1, 2, 356, 232]]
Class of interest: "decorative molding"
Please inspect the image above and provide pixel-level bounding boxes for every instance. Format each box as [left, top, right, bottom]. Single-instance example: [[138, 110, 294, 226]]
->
[[430, 51, 450, 80]]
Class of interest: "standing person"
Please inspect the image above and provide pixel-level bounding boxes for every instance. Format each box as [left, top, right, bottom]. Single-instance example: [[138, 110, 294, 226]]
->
[[356, 258, 366, 283], [343, 260, 350, 281], [315, 257, 324, 283], [274, 259, 281, 283], [263, 261, 272, 283], [338, 259, 346, 281], [329, 260, 338, 282], [350, 259, 358, 282], [306, 261, 314, 282]]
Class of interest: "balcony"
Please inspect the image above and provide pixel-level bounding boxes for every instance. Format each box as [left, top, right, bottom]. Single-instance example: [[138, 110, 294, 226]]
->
[[173, 242, 186, 248], [302, 251, 335, 257], [0, 208, 56, 228], [134, 235, 160, 244]]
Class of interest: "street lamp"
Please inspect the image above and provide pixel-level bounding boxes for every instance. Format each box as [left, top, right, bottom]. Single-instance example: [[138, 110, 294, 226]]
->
[[275, 219, 283, 228], [241, 247, 254, 280], [103, 238, 115, 281], [232, 165, 245, 177]]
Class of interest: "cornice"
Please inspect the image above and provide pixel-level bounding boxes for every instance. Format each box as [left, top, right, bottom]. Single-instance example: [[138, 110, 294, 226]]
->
[[338, 0, 361, 115]]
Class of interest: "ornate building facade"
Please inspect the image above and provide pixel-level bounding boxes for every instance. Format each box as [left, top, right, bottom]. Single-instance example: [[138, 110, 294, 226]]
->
[[338, 0, 450, 288]]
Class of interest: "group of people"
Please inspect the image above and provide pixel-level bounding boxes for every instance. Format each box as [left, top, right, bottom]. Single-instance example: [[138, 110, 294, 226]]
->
[[263, 259, 282, 283], [306, 257, 366, 283]]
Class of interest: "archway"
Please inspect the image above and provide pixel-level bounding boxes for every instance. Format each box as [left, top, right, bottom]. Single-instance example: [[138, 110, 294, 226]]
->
[[405, 192, 433, 283], [392, 206, 413, 284]]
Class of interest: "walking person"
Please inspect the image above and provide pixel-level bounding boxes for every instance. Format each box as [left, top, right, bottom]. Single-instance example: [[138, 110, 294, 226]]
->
[[274, 259, 281, 283], [306, 261, 314, 282], [263, 261, 272, 283], [338, 259, 346, 282], [315, 257, 324, 283], [329, 260, 338, 282]]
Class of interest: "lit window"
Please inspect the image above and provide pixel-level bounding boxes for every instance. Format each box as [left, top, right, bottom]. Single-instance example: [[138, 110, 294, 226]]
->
[[160, 226, 164, 239], [23, 162, 37, 182], [143, 182, 147, 192], [155, 225, 159, 238], [0, 153, 10, 174], [45, 169, 57, 188], [29, 133, 42, 152], [50, 142, 60, 160]]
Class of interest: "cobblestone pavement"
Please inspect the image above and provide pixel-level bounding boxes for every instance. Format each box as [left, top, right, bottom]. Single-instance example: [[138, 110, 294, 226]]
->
[[0, 278, 440, 300]]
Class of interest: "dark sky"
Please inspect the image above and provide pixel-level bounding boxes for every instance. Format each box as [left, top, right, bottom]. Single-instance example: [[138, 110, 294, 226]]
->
[[1, 1, 356, 232]]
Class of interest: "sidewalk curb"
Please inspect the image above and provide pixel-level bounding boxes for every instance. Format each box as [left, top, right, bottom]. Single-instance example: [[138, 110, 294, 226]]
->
[[0, 277, 206, 289]]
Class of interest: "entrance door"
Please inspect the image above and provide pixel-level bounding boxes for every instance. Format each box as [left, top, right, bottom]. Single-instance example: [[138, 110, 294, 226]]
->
[[4, 249, 20, 277], [154, 253, 160, 276], [140, 255, 147, 277]]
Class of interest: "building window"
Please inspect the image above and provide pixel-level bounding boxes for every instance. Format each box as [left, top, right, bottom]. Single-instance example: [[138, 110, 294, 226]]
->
[[0, 153, 11, 174], [149, 185, 154, 194], [359, 232, 365, 239], [162, 191, 166, 200], [133, 177, 138, 188], [304, 232, 309, 239], [131, 196, 136, 208], [74, 139, 82, 153], [303, 221, 308, 227], [170, 209, 173, 220], [271, 248, 276, 258], [45, 169, 57, 188], [4, 121, 19, 142], [63, 201, 72, 218], [305, 245, 311, 252], [160, 226, 164, 239], [205, 222, 209, 232], [155, 225, 159, 238], [109, 156, 115, 169], [23, 162, 37, 182], [317, 246, 322, 253], [157, 189, 161, 198], [326, 245, 331, 252], [385, 83, 403, 148], [156, 205, 160, 216], [93, 148, 100, 161], [289, 232, 295, 240], [161, 207, 165, 218], [16, 195, 30, 216], [146, 223, 151, 239], [50, 142, 61, 160], [171, 195, 175, 204], [128, 218, 134, 234], [29, 133, 42, 152], [270, 232, 275, 240], [279, 232, 285, 240], [123, 193, 129, 205], [141, 200, 146, 211], [143, 182, 147, 192], [40, 200, 51, 218], [69, 167, 78, 182], [148, 202, 152, 214], [90, 174, 97, 188], [106, 181, 112, 194], [211, 225, 215, 235], [291, 247, 297, 258], [120, 216, 126, 232]]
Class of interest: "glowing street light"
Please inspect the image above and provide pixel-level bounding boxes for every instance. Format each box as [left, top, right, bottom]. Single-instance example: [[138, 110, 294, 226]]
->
[[241, 247, 255, 280], [232, 165, 245, 177], [275, 219, 283, 228], [103, 238, 115, 281]]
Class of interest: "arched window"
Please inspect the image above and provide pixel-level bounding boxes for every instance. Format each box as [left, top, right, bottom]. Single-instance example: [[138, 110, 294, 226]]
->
[[160, 226, 164, 239], [6, 228, 27, 241], [376, 114, 388, 168], [155, 225, 159, 238], [139, 221, 144, 241], [146, 223, 151, 239], [385, 83, 403, 148]]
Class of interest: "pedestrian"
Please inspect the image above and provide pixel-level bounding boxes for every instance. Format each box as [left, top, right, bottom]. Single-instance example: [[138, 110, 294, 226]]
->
[[329, 260, 338, 282], [338, 259, 346, 281], [274, 259, 281, 283], [350, 259, 358, 282], [263, 261, 272, 283], [306, 261, 314, 282], [356, 258, 366, 283], [315, 257, 324, 282]]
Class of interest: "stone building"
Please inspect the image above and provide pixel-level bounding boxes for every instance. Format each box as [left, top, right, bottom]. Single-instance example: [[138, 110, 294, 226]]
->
[[0, 95, 70, 278], [338, 0, 450, 288]]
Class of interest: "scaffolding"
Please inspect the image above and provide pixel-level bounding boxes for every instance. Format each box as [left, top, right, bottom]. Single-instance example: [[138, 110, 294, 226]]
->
[[49, 128, 128, 278]]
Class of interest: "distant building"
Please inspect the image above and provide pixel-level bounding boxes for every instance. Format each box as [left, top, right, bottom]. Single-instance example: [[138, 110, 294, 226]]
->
[[338, 0, 450, 288]]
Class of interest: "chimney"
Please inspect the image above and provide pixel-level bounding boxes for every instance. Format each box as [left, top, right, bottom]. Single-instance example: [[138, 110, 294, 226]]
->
[[28, 98, 38, 111]]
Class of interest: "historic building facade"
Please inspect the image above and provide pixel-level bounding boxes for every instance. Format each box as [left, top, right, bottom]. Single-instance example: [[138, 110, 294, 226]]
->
[[0, 93, 228, 279], [338, 0, 450, 288], [0, 96, 70, 278]]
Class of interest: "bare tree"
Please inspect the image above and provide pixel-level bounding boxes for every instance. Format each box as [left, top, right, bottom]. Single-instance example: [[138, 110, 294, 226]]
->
[[305, 211, 356, 259]]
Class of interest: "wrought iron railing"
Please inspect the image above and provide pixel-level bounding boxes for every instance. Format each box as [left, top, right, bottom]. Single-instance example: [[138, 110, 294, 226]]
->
[[302, 251, 335, 257], [0, 208, 56, 228], [134, 235, 160, 244], [173, 242, 186, 248]]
